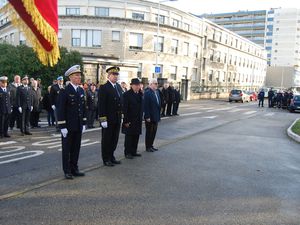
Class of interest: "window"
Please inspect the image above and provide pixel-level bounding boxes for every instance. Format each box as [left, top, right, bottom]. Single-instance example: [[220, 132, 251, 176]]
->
[[208, 70, 213, 81], [58, 29, 62, 41], [209, 49, 214, 61], [229, 55, 232, 65], [216, 71, 220, 82], [184, 23, 190, 31], [173, 19, 180, 28], [132, 12, 144, 20], [183, 42, 189, 56], [137, 63, 142, 78], [224, 53, 227, 63], [171, 39, 178, 54], [10, 33, 14, 44], [170, 66, 177, 80], [193, 44, 198, 58], [192, 68, 197, 81], [95, 7, 109, 17], [129, 33, 143, 50], [112, 31, 120, 41], [19, 32, 26, 45], [154, 36, 164, 52], [66, 8, 80, 15], [216, 51, 221, 62], [71, 29, 102, 47], [156, 15, 165, 24], [182, 67, 188, 79]]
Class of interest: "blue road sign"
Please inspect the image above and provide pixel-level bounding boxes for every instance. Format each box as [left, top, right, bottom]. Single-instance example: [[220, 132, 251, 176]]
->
[[155, 66, 161, 73]]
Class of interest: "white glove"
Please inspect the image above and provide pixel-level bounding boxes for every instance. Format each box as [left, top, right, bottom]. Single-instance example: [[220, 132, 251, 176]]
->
[[101, 121, 108, 128], [51, 105, 56, 110], [61, 128, 68, 138], [30, 106, 33, 112], [18, 107, 22, 113], [82, 125, 86, 133]]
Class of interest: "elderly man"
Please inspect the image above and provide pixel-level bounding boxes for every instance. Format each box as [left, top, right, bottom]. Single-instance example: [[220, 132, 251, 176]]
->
[[144, 78, 161, 152], [98, 66, 123, 167], [8, 75, 21, 130], [0, 76, 11, 138], [16, 76, 33, 135], [30, 80, 42, 128], [57, 65, 87, 179], [122, 78, 143, 159]]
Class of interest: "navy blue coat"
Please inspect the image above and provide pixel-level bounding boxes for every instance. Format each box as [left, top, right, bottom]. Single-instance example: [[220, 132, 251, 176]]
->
[[16, 85, 33, 110], [143, 88, 161, 123], [0, 88, 11, 114], [57, 84, 87, 132]]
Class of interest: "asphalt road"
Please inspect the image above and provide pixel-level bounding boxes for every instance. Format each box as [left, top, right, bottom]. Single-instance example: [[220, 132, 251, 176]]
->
[[1, 99, 300, 225]]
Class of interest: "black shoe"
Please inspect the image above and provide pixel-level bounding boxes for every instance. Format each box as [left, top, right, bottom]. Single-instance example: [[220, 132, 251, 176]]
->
[[132, 153, 142, 157], [125, 154, 134, 159], [71, 170, 85, 177], [112, 159, 121, 164], [104, 161, 114, 167], [25, 132, 32, 135], [146, 148, 154, 152], [151, 147, 158, 151], [20, 132, 25, 136], [64, 173, 73, 179], [4, 134, 11, 138]]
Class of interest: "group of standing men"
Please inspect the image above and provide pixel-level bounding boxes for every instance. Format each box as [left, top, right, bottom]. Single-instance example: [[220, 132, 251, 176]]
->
[[159, 82, 181, 117], [57, 65, 163, 179], [0, 75, 42, 137]]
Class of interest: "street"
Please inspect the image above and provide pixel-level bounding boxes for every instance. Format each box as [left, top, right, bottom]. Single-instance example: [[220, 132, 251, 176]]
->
[[1, 99, 300, 225]]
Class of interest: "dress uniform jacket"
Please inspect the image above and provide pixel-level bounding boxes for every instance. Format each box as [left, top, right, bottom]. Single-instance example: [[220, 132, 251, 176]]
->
[[98, 81, 123, 124], [57, 83, 87, 132], [8, 83, 18, 107], [50, 84, 63, 107], [0, 88, 11, 114], [122, 89, 143, 135], [16, 85, 33, 110], [87, 90, 98, 111]]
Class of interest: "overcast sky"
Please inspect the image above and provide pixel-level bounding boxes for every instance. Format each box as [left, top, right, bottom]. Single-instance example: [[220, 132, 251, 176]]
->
[[161, 0, 300, 14]]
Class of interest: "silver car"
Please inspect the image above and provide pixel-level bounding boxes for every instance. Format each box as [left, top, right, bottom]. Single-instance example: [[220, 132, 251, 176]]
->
[[229, 89, 250, 103]]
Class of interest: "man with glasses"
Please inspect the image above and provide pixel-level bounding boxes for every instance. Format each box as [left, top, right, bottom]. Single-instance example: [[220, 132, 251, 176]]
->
[[144, 78, 161, 152], [98, 66, 123, 167]]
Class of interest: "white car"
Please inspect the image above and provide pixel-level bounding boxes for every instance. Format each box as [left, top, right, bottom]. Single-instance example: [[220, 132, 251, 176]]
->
[[229, 89, 250, 103]]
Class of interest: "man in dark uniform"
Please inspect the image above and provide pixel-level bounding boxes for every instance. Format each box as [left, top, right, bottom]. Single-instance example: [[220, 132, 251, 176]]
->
[[0, 76, 11, 138], [160, 82, 169, 117], [86, 83, 98, 128], [166, 82, 175, 116], [172, 86, 181, 116], [268, 88, 274, 108], [16, 76, 33, 135], [57, 65, 87, 179], [98, 66, 123, 167], [50, 76, 64, 131], [8, 75, 21, 130], [144, 78, 161, 152], [122, 78, 143, 159]]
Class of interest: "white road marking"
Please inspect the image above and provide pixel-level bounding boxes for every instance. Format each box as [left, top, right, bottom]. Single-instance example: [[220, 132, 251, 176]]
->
[[206, 107, 236, 112], [228, 108, 245, 113], [265, 113, 275, 117], [0, 146, 25, 153], [48, 139, 91, 149], [0, 151, 44, 165], [202, 116, 218, 119], [0, 141, 17, 146], [57, 140, 100, 151], [32, 138, 61, 146], [243, 111, 257, 115], [180, 112, 203, 117]]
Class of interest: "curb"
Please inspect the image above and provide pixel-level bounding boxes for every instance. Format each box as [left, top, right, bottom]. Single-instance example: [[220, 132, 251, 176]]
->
[[287, 118, 300, 143]]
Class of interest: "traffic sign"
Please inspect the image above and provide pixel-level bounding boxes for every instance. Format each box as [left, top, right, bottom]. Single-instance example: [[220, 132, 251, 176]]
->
[[155, 66, 161, 73]]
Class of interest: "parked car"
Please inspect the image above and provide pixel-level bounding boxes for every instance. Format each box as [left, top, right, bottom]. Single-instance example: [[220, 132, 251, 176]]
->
[[289, 95, 300, 112], [229, 89, 250, 103], [247, 91, 257, 101]]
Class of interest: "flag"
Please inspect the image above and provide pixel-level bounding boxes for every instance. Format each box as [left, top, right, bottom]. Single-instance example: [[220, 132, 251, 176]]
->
[[4, 0, 60, 66]]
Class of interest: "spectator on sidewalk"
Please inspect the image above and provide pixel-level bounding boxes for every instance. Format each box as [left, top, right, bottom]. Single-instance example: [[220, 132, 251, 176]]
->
[[43, 86, 55, 126]]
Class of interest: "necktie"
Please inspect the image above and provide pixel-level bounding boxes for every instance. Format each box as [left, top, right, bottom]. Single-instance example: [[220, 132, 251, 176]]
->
[[114, 85, 120, 97], [154, 91, 159, 105]]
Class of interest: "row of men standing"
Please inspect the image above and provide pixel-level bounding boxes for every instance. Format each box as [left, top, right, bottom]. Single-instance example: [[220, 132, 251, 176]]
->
[[0, 75, 42, 137], [57, 65, 162, 179], [159, 82, 181, 117]]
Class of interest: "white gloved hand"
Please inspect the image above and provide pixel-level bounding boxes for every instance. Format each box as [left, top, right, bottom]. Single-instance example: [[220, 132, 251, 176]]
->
[[101, 121, 108, 128], [51, 105, 56, 110], [30, 106, 33, 112], [61, 128, 68, 138], [82, 125, 86, 133], [18, 107, 22, 113]]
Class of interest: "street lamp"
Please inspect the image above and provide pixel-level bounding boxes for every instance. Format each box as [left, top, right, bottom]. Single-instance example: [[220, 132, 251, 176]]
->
[[155, 0, 178, 78]]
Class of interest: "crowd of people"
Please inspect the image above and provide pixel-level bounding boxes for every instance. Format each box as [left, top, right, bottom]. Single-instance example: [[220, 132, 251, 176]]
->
[[0, 65, 182, 179], [257, 88, 294, 109]]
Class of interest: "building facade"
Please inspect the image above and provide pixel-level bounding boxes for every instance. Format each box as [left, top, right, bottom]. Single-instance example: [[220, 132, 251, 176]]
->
[[0, 0, 267, 100]]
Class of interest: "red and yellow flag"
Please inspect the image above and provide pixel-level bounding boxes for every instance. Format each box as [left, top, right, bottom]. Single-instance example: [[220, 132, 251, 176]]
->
[[5, 0, 60, 66]]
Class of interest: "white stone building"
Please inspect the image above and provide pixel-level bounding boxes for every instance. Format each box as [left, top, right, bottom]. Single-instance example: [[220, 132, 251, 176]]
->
[[0, 0, 267, 100]]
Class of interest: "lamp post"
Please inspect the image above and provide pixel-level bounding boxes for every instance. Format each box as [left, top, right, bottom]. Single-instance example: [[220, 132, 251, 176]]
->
[[155, 0, 177, 78]]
